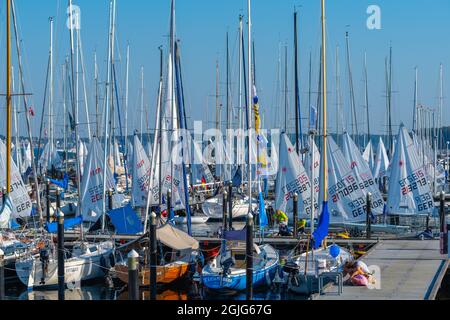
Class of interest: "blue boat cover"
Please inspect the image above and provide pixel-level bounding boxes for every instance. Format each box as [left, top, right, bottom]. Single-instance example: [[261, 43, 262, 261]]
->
[[107, 204, 143, 235], [224, 227, 247, 241], [232, 166, 242, 187], [45, 216, 83, 233], [49, 173, 69, 190]]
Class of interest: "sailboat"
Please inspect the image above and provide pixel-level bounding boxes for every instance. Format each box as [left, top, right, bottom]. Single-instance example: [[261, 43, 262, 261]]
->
[[130, 133, 151, 208], [274, 132, 313, 222], [15, 240, 114, 290], [362, 140, 375, 171], [373, 137, 390, 183], [80, 137, 121, 223], [114, 221, 199, 287], [386, 125, 435, 216]]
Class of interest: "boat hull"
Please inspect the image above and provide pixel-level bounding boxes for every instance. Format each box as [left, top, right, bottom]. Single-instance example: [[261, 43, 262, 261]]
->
[[114, 261, 189, 287]]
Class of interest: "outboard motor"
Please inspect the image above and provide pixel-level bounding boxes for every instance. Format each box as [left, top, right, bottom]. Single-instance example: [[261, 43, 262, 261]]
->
[[221, 256, 236, 276]]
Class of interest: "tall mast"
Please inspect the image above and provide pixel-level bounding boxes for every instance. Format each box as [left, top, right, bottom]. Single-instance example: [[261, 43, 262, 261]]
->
[[124, 45, 129, 160], [63, 62, 68, 173], [413, 67, 418, 133], [238, 15, 243, 165], [321, 0, 328, 211], [294, 9, 301, 155], [49, 17, 54, 160], [101, 0, 115, 231], [226, 32, 230, 131], [94, 52, 99, 137], [438, 64, 443, 151], [284, 45, 288, 132], [6, 0, 12, 195], [247, 0, 253, 210], [215, 60, 220, 132], [78, 30, 91, 140], [364, 52, 370, 144], [68, 0, 83, 236], [345, 31, 358, 147], [388, 45, 393, 155], [308, 50, 312, 131], [140, 66, 144, 143], [335, 46, 342, 145], [158, 46, 163, 205], [11, 0, 42, 222]]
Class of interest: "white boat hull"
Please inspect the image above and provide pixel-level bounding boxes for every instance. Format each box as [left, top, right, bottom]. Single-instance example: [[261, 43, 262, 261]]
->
[[15, 242, 114, 289], [202, 197, 256, 220]]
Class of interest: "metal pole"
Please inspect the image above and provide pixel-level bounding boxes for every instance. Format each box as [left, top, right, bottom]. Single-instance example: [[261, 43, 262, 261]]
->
[[293, 193, 298, 238], [366, 192, 372, 239], [57, 206, 65, 301], [222, 191, 228, 232], [440, 191, 447, 254], [108, 189, 113, 211], [228, 181, 233, 231], [0, 249, 4, 300], [6, 0, 12, 196], [1, 188, 6, 206], [246, 213, 254, 300], [128, 250, 139, 300], [167, 190, 172, 221], [149, 212, 157, 300], [46, 181, 51, 222]]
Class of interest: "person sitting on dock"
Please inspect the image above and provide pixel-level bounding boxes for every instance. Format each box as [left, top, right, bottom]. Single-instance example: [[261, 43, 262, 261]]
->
[[297, 219, 307, 235], [275, 210, 292, 237]]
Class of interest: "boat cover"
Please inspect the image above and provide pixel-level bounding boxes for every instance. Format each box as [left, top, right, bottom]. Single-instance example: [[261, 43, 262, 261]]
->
[[157, 223, 199, 250]]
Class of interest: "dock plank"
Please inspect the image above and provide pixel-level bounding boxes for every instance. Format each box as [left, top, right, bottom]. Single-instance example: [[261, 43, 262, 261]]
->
[[315, 240, 449, 300]]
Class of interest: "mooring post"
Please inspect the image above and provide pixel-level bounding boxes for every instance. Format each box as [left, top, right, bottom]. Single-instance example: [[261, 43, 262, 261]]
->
[[46, 181, 51, 222], [440, 191, 448, 255], [228, 181, 233, 230], [149, 212, 157, 301], [293, 193, 299, 238], [167, 190, 172, 220], [57, 201, 65, 301], [223, 190, 228, 232], [128, 250, 140, 300], [108, 189, 113, 211], [246, 213, 254, 300], [366, 192, 372, 239], [0, 249, 4, 300]]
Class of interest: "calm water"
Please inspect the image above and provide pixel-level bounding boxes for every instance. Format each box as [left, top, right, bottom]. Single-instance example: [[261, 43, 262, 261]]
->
[[4, 221, 309, 301]]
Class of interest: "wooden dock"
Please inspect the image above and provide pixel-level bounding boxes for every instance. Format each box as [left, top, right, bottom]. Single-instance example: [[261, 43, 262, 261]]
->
[[315, 240, 449, 300]]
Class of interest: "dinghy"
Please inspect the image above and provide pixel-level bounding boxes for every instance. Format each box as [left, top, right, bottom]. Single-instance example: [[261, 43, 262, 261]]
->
[[201, 236, 279, 293], [113, 222, 198, 287]]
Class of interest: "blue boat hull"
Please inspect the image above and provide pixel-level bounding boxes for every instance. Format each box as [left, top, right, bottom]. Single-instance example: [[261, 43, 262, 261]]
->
[[201, 262, 279, 292]]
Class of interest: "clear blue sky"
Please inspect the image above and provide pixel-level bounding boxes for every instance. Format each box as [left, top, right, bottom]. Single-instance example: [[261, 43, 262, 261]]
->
[[1, 0, 450, 139]]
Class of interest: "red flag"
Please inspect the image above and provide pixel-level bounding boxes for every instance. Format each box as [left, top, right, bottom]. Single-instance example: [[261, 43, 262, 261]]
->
[[29, 106, 35, 117], [201, 176, 206, 186]]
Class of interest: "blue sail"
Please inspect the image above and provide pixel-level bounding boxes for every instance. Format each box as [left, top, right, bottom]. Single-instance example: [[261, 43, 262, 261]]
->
[[312, 201, 330, 249]]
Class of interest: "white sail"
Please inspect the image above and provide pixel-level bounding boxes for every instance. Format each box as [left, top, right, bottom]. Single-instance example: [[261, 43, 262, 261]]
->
[[326, 136, 371, 224], [386, 125, 434, 215], [80, 137, 120, 222], [78, 140, 88, 176], [0, 196, 13, 228], [131, 135, 151, 207], [192, 140, 214, 185], [0, 140, 32, 219], [39, 141, 62, 173], [342, 133, 385, 215], [304, 137, 320, 218], [274, 133, 313, 220], [21, 142, 32, 174], [113, 141, 122, 167], [373, 137, 390, 180], [362, 140, 375, 171]]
